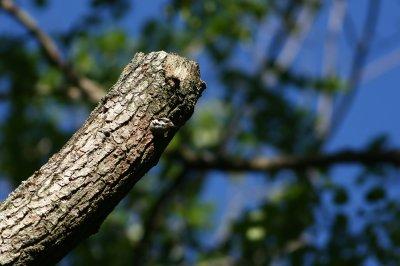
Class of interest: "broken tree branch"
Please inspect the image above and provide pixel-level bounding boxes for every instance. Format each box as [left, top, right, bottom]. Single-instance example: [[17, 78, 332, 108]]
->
[[0, 51, 205, 265]]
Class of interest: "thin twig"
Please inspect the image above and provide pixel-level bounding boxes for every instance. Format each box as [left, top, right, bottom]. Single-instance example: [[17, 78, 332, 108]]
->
[[261, 0, 299, 87], [328, 0, 380, 141], [266, 0, 299, 64], [363, 47, 400, 83], [263, 1, 319, 88], [0, 0, 105, 102], [275, 2, 319, 68], [316, 0, 347, 139]]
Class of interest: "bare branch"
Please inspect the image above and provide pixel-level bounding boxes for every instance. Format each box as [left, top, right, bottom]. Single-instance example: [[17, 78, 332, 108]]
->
[[266, 0, 300, 63], [176, 148, 400, 173], [363, 47, 400, 83], [0, 0, 105, 102], [263, 1, 319, 87], [275, 2, 319, 68], [329, 0, 381, 140], [316, 0, 347, 139]]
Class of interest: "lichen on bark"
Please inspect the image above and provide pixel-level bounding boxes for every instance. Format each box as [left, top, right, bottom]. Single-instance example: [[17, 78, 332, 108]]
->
[[0, 51, 205, 266]]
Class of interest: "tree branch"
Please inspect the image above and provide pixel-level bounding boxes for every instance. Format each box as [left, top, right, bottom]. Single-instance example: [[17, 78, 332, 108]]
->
[[363, 47, 400, 83], [275, 1, 319, 68], [0, 0, 105, 102], [175, 148, 400, 173], [329, 0, 381, 140], [0, 51, 205, 265], [266, 0, 299, 63], [316, 0, 346, 139]]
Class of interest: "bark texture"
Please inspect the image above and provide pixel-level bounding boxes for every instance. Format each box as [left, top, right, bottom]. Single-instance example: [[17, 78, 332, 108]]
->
[[0, 51, 205, 265]]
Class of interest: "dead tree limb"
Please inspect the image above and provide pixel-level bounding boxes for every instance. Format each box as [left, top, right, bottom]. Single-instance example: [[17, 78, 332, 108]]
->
[[0, 51, 205, 265]]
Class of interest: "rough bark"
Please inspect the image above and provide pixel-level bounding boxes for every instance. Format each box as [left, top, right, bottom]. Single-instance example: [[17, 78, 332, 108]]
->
[[0, 51, 205, 265]]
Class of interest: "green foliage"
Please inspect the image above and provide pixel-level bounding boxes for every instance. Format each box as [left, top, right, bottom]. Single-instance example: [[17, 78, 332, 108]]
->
[[70, 29, 133, 88], [188, 100, 229, 149], [0, 38, 69, 184], [232, 181, 315, 265]]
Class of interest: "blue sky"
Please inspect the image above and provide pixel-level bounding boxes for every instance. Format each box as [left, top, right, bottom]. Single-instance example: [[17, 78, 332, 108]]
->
[[328, 1, 400, 149]]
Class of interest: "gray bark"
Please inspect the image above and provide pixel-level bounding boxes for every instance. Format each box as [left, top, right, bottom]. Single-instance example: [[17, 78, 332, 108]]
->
[[0, 51, 205, 265]]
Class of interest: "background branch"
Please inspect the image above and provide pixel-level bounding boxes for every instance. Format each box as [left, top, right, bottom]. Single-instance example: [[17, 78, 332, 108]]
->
[[275, 2, 319, 68], [0, 0, 105, 102], [363, 47, 400, 83], [316, 0, 347, 139], [175, 148, 400, 173], [329, 0, 381, 140]]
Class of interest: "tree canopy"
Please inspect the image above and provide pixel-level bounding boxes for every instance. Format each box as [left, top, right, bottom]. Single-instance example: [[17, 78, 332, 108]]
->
[[1, 0, 400, 265]]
